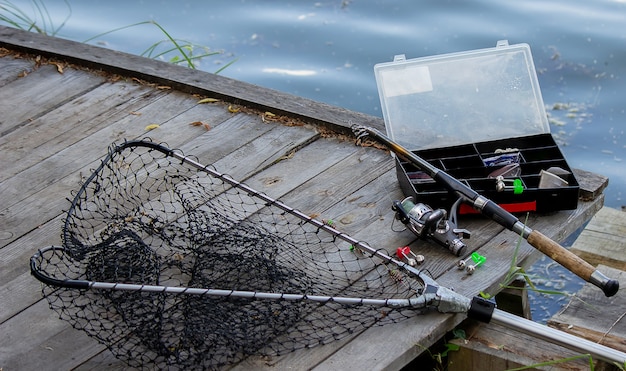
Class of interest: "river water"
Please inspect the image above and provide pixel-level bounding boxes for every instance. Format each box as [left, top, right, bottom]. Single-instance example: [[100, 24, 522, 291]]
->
[[5, 0, 625, 322]]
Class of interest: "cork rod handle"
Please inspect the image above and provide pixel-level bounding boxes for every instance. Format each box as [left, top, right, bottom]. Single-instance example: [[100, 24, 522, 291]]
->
[[527, 230, 619, 297]]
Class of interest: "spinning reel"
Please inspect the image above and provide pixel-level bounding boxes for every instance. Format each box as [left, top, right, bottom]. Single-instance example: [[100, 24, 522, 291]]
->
[[392, 197, 470, 256]]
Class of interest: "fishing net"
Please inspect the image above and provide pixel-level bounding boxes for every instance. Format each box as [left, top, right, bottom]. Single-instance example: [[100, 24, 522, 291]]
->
[[31, 139, 428, 369]]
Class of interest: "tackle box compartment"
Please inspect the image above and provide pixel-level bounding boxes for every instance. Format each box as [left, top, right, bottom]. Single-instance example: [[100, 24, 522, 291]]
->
[[374, 40, 579, 213]]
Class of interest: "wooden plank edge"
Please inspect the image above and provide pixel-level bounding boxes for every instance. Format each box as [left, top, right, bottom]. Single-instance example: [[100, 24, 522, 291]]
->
[[548, 322, 626, 354], [548, 265, 626, 353], [573, 168, 609, 201], [448, 319, 602, 371], [0, 25, 384, 137], [569, 206, 626, 270]]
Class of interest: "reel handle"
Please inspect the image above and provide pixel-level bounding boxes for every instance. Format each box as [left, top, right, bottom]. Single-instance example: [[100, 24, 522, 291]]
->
[[527, 230, 619, 297]]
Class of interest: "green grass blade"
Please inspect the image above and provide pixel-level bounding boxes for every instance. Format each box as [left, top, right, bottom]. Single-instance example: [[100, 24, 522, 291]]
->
[[0, 0, 70, 35], [148, 20, 196, 69], [83, 20, 153, 44], [215, 58, 238, 74], [0, 2, 40, 32], [2, 4, 235, 73]]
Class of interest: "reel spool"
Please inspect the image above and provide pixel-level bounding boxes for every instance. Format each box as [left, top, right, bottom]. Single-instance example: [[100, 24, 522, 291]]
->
[[392, 197, 469, 256]]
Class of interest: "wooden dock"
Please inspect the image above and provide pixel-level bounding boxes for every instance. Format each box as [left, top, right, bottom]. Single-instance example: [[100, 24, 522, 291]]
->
[[0, 26, 613, 370], [447, 207, 626, 370], [550, 207, 626, 354]]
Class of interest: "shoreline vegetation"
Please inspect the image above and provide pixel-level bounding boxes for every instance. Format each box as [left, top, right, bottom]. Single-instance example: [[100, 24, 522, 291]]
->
[[0, 0, 235, 72]]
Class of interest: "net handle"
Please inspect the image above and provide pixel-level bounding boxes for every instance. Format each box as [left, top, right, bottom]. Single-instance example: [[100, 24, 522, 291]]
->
[[30, 246, 436, 309]]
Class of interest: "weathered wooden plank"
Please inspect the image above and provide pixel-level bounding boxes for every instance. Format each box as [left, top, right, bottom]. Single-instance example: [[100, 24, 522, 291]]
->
[[134, 99, 236, 147], [574, 168, 609, 202], [0, 215, 63, 323], [447, 319, 598, 371], [0, 25, 385, 136], [248, 143, 395, 214], [73, 350, 137, 371], [314, 312, 466, 371], [0, 54, 35, 86], [1, 119, 321, 370], [0, 299, 102, 371], [0, 64, 105, 136], [186, 124, 321, 181], [548, 265, 626, 353], [230, 136, 366, 201], [570, 207, 626, 270], [0, 80, 164, 182], [0, 90, 198, 249], [312, 195, 605, 371], [177, 113, 305, 170]]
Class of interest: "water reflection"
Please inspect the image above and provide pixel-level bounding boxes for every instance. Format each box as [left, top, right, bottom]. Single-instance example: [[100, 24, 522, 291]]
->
[[262, 67, 317, 76], [4, 0, 625, 210]]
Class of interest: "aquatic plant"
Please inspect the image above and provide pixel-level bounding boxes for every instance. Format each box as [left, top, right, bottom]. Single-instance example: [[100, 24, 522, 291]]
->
[[474, 214, 577, 306], [0, 0, 70, 36], [84, 20, 236, 72], [0, 1, 235, 73]]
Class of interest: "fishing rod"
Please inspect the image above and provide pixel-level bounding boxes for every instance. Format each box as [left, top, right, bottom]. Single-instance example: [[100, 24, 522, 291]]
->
[[352, 125, 619, 297], [31, 138, 625, 367]]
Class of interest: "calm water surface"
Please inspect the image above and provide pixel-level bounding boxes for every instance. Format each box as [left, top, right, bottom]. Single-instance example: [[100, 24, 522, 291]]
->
[[6, 0, 625, 322], [44, 0, 625, 207]]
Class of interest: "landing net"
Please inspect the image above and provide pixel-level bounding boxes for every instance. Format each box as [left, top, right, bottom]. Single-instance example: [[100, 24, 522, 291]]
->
[[31, 139, 425, 369]]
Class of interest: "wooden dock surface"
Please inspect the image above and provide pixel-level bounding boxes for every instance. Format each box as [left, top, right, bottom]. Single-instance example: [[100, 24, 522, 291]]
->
[[0, 26, 611, 370], [550, 265, 626, 354], [570, 207, 626, 271], [448, 208, 626, 370], [549, 207, 626, 354]]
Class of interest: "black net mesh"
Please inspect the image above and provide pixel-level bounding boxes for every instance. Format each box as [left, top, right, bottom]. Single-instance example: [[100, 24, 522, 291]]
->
[[31, 139, 425, 369]]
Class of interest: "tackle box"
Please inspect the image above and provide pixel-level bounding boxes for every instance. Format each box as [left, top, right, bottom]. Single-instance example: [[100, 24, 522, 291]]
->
[[374, 40, 579, 214]]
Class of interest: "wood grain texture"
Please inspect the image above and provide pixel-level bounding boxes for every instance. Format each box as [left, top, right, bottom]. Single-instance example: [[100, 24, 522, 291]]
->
[[0, 26, 385, 136], [570, 207, 626, 270], [0, 27, 611, 371], [448, 319, 598, 371], [548, 265, 626, 353]]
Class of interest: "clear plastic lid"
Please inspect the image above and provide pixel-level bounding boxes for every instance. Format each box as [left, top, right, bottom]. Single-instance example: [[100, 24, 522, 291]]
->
[[374, 40, 549, 150]]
